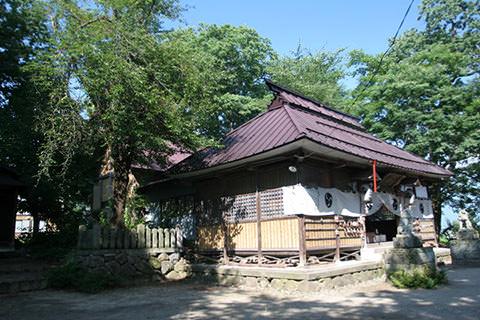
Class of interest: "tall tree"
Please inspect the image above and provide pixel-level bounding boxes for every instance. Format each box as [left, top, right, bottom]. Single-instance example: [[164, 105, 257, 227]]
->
[[349, 0, 480, 233], [31, 0, 215, 227], [267, 46, 347, 109], [165, 24, 276, 138], [0, 0, 96, 233]]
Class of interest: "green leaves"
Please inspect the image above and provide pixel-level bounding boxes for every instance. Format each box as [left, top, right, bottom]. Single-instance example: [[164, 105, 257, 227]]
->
[[267, 46, 347, 109]]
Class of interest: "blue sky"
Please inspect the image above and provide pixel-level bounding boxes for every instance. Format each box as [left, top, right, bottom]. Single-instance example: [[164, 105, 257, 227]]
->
[[174, 0, 424, 56]]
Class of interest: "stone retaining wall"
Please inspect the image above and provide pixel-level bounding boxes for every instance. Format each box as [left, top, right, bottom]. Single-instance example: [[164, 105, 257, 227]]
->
[[74, 249, 192, 280], [191, 261, 384, 292]]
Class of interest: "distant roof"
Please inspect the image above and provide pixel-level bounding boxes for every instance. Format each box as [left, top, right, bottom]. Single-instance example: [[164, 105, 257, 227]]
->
[[132, 146, 191, 172], [170, 81, 452, 179]]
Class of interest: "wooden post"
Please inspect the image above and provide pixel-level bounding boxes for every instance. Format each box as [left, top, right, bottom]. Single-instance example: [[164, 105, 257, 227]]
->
[[137, 224, 146, 248], [175, 226, 183, 249], [164, 228, 170, 247], [298, 214, 306, 266], [146, 226, 152, 248], [334, 215, 340, 262], [222, 213, 229, 264], [256, 190, 262, 264], [362, 216, 367, 248], [152, 228, 158, 248], [102, 228, 110, 249], [77, 225, 87, 249], [116, 228, 123, 249], [92, 223, 101, 249]]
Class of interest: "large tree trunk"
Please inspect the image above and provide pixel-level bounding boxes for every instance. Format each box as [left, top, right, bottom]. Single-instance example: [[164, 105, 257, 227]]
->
[[110, 145, 132, 228], [429, 184, 443, 242], [32, 211, 40, 234]]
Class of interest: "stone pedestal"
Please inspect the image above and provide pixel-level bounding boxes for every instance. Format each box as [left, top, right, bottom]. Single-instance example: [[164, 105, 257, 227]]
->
[[457, 229, 479, 241], [393, 234, 423, 248], [450, 240, 480, 265], [384, 247, 436, 272]]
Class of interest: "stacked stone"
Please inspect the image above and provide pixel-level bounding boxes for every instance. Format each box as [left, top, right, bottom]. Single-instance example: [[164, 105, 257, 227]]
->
[[150, 253, 192, 280], [75, 251, 192, 280]]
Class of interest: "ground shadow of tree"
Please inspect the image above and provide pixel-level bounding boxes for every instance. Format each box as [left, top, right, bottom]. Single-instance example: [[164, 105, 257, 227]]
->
[[2, 267, 479, 320]]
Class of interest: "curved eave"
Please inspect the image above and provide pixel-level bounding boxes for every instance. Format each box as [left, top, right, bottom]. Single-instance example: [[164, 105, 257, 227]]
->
[[168, 137, 452, 181]]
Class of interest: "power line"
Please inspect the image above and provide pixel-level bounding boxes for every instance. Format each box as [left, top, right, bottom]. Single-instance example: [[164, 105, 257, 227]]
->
[[349, 0, 415, 108]]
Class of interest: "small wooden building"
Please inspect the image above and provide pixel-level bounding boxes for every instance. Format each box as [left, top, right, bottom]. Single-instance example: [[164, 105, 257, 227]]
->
[[141, 81, 452, 265]]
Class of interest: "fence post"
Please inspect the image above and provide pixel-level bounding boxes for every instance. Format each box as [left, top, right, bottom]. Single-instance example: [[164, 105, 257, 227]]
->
[[92, 223, 101, 249], [109, 228, 116, 249], [146, 226, 152, 248], [170, 229, 176, 249], [137, 224, 146, 248], [175, 227, 183, 249], [101, 227, 109, 249], [158, 228, 164, 248], [123, 229, 130, 249], [78, 225, 87, 249], [164, 229, 170, 248], [116, 229, 124, 249], [152, 228, 158, 248], [130, 228, 137, 248]]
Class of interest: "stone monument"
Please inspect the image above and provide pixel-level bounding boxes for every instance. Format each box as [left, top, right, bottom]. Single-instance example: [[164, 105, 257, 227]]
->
[[451, 209, 480, 265], [385, 196, 435, 272], [393, 204, 423, 248], [456, 209, 479, 240]]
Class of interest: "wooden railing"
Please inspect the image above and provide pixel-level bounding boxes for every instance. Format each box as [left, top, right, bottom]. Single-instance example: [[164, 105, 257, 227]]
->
[[77, 224, 183, 250]]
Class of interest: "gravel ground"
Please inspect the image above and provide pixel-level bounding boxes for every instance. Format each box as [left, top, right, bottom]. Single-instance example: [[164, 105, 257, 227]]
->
[[1, 266, 479, 320]]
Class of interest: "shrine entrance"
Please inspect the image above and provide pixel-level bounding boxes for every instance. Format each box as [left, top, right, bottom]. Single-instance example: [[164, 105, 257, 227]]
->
[[365, 209, 398, 243]]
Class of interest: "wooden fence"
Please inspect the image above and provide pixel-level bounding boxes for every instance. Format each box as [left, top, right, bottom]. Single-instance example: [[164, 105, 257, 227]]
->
[[77, 224, 183, 250], [304, 216, 363, 250]]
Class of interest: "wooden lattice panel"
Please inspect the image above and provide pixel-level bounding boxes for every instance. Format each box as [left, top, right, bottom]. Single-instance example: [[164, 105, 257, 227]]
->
[[225, 192, 257, 223], [260, 188, 284, 220], [224, 188, 285, 223]]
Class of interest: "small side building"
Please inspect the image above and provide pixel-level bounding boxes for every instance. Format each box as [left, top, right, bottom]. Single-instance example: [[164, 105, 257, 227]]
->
[[141, 81, 452, 264]]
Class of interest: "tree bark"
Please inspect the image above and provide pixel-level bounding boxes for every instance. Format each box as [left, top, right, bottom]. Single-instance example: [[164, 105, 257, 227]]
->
[[32, 211, 40, 234], [429, 184, 443, 242], [110, 144, 132, 228]]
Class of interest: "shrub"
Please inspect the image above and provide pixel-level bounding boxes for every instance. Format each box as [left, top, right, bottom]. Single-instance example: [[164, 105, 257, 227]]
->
[[20, 230, 77, 260], [47, 263, 123, 293], [388, 266, 448, 289]]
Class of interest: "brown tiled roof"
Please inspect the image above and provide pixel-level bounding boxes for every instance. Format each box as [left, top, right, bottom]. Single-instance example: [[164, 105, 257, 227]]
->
[[171, 81, 452, 178], [132, 146, 191, 172]]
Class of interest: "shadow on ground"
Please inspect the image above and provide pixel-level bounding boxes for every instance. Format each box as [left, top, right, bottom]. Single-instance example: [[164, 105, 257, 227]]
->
[[1, 267, 479, 320]]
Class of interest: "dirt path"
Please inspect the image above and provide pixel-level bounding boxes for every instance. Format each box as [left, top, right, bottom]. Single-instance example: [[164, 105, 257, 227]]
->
[[1, 266, 479, 320]]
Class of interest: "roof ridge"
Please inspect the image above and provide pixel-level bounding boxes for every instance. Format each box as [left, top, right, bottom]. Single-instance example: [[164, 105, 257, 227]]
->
[[283, 104, 307, 138], [287, 102, 366, 132], [265, 79, 361, 121]]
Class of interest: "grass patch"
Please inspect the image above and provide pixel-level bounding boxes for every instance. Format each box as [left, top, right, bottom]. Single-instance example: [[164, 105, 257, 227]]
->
[[47, 263, 123, 293], [388, 266, 448, 289]]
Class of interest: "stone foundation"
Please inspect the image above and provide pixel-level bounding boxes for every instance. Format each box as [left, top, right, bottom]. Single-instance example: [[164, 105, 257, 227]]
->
[[74, 249, 191, 280], [192, 261, 384, 292], [450, 240, 480, 265]]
